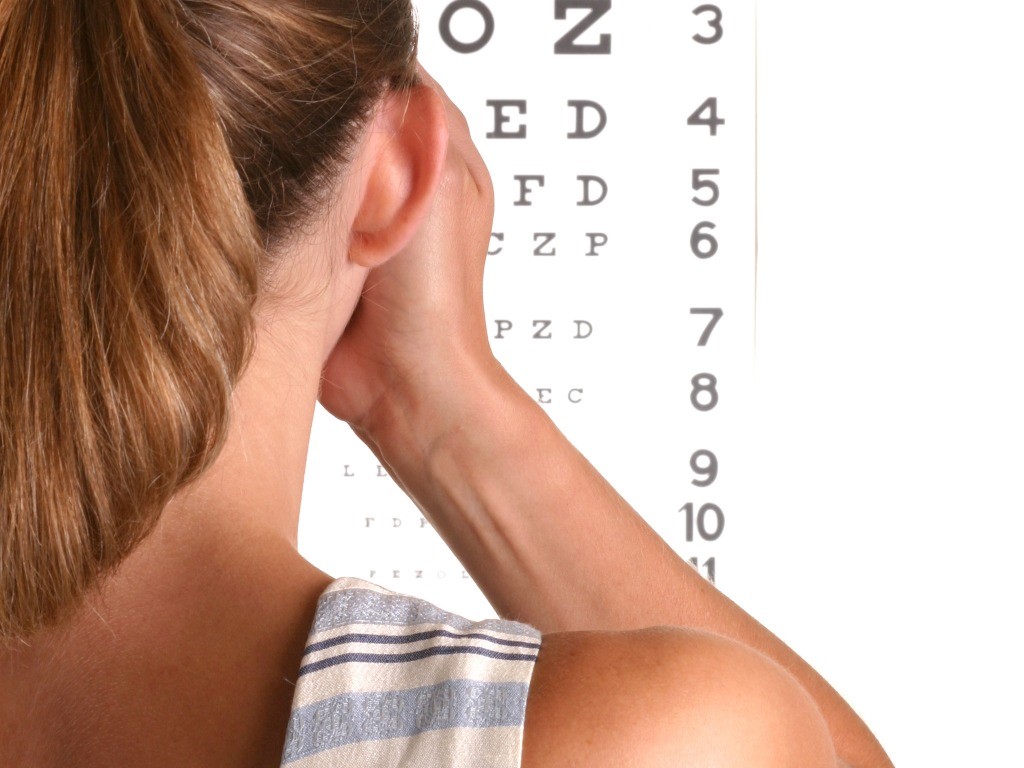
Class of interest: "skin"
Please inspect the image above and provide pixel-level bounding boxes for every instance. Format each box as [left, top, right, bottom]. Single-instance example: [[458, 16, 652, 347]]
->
[[0, 66, 884, 767], [0, 71, 416, 768]]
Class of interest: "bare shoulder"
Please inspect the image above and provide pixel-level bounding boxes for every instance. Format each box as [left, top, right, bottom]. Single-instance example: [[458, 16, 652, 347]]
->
[[522, 626, 838, 768]]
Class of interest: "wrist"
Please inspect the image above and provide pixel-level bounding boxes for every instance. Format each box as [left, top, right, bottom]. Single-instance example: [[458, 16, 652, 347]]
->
[[362, 353, 524, 476]]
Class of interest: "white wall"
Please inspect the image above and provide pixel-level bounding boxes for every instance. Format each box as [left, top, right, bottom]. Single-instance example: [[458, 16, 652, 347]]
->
[[753, 1, 1024, 763]]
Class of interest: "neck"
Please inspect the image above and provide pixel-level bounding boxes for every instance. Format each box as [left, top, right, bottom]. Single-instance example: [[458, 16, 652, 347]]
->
[[0, 328, 339, 763], [1, 184, 370, 765], [165, 314, 328, 546]]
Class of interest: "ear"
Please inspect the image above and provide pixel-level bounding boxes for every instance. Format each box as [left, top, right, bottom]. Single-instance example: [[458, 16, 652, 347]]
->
[[347, 83, 449, 269]]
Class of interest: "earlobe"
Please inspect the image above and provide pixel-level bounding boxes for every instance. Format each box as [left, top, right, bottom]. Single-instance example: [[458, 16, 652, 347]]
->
[[348, 83, 449, 269]]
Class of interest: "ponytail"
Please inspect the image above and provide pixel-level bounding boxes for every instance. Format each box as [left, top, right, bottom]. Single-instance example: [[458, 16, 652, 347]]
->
[[1, 0, 419, 644], [0, 0, 262, 643]]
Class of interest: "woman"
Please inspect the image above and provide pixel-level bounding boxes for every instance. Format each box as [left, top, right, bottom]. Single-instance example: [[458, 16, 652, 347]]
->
[[0, 1, 893, 766]]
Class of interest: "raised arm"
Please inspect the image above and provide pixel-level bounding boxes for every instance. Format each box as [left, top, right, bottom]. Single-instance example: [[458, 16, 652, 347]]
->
[[317, 67, 892, 768], [352, 356, 892, 768]]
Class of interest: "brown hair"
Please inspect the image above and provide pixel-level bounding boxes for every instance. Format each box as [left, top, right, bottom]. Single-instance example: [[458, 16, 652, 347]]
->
[[0, 0, 419, 644]]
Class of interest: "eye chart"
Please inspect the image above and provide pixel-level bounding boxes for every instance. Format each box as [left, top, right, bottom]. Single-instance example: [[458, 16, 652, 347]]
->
[[300, 0, 756, 620]]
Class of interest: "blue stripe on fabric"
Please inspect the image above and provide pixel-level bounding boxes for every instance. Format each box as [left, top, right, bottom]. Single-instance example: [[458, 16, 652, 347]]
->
[[299, 644, 539, 678], [311, 588, 540, 639], [280, 679, 530, 763], [304, 628, 542, 657]]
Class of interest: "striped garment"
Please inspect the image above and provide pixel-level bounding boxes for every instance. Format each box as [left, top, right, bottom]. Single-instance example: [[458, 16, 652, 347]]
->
[[279, 576, 543, 768]]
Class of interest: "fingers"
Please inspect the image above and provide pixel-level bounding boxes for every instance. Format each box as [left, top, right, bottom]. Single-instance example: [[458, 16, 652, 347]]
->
[[416, 62, 494, 206]]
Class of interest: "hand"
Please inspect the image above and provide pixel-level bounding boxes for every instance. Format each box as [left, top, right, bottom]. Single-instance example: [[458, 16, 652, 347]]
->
[[318, 65, 502, 439]]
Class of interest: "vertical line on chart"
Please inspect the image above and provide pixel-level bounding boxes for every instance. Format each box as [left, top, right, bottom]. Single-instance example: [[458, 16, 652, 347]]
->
[[753, 0, 759, 363]]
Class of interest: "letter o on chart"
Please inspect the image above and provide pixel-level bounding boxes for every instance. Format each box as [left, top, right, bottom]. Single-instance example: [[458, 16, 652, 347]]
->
[[439, 0, 495, 53]]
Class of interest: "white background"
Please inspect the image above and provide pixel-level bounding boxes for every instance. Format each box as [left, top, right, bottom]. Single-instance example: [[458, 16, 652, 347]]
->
[[750, 1, 1023, 764], [299, 2, 1024, 765]]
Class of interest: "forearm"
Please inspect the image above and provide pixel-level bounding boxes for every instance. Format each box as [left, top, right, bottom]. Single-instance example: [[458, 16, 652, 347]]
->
[[361, 360, 892, 768]]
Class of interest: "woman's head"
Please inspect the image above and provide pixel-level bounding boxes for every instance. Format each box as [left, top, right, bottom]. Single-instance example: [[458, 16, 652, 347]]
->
[[0, 0, 421, 643]]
